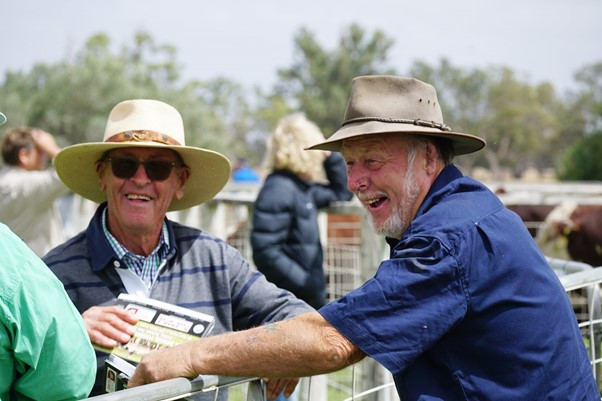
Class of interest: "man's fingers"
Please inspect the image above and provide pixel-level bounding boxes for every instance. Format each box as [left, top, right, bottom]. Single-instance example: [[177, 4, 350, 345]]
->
[[264, 377, 299, 400], [82, 305, 138, 347]]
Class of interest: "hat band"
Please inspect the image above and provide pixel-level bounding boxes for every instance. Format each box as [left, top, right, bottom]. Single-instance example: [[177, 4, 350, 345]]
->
[[342, 117, 451, 132], [105, 130, 182, 146]]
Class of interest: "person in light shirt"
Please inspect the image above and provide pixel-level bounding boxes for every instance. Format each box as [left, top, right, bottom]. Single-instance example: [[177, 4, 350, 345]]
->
[[0, 125, 69, 256]]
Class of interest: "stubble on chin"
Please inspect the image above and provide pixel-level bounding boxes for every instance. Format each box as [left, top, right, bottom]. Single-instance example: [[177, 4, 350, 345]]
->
[[368, 206, 404, 239], [366, 184, 419, 240]]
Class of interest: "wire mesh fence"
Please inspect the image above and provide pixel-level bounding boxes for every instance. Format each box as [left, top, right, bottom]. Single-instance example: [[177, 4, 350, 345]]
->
[[556, 264, 602, 390]]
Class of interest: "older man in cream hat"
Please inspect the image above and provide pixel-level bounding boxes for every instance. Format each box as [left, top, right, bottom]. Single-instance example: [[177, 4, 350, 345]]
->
[[129, 76, 597, 401], [43, 99, 312, 398]]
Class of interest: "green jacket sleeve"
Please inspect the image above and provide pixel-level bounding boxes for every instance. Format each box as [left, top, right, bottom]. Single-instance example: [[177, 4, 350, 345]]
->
[[0, 223, 96, 400]]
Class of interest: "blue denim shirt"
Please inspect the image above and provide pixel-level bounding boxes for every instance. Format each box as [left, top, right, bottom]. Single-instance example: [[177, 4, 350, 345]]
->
[[320, 164, 597, 400]]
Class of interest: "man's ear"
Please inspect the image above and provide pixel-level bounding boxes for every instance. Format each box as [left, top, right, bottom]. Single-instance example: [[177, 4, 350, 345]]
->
[[424, 142, 440, 174], [17, 147, 29, 166], [174, 167, 191, 200], [96, 161, 107, 192]]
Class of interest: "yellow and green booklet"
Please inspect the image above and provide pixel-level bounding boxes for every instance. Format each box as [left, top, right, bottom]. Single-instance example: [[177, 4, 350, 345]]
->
[[101, 293, 214, 393]]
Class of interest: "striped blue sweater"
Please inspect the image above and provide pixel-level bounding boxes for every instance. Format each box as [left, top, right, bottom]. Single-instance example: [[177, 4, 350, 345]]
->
[[43, 203, 312, 398]]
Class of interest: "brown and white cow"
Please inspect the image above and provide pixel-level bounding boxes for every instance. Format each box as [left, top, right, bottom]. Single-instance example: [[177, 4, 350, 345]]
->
[[537, 201, 602, 267]]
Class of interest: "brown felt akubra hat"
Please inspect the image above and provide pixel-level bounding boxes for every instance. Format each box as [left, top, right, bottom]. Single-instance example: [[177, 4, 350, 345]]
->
[[306, 75, 486, 155], [54, 99, 231, 211]]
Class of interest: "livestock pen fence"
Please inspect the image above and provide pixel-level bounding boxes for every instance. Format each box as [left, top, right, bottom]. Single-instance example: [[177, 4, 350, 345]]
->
[[85, 260, 602, 401], [64, 182, 602, 400]]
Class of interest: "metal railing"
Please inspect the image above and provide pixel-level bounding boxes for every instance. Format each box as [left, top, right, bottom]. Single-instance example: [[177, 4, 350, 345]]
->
[[83, 259, 602, 401], [86, 376, 263, 401], [556, 266, 602, 385]]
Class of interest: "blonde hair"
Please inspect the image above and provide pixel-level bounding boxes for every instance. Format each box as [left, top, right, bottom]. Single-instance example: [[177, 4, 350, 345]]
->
[[265, 113, 328, 180]]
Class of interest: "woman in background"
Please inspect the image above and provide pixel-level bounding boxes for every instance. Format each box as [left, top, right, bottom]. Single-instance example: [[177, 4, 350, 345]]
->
[[251, 113, 353, 309]]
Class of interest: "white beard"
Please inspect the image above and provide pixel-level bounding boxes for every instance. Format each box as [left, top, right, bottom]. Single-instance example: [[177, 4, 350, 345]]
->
[[369, 163, 420, 239]]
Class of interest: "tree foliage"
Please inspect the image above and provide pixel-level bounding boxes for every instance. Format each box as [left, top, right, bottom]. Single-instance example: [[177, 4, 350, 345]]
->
[[0, 32, 252, 163], [573, 62, 602, 133], [273, 24, 397, 137], [557, 131, 602, 180], [555, 62, 602, 180], [410, 60, 566, 178], [1, 27, 601, 180]]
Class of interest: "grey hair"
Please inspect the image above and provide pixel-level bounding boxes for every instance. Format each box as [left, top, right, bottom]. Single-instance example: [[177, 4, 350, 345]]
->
[[410, 136, 454, 166]]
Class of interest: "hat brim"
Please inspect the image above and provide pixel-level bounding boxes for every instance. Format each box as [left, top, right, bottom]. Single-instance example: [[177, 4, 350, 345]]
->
[[54, 142, 231, 211], [306, 121, 486, 156]]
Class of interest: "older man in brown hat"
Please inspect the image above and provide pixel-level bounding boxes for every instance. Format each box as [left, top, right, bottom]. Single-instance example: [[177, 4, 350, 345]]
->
[[130, 77, 597, 400], [43, 99, 312, 398]]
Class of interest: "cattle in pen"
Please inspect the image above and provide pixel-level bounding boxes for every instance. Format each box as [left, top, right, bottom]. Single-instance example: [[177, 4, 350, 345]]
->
[[536, 201, 602, 267], [506, 204, 555, 237]]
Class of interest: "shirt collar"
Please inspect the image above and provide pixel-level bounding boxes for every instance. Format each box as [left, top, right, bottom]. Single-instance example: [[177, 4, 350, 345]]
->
[[87, 203, 177, 272], [100, 207, 170, 261], [385, 164, 463, 248]]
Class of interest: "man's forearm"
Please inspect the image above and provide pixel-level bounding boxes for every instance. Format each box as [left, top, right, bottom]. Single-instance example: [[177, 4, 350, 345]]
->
[[130, 311, 365, 386], [192, 311, 363, 377]]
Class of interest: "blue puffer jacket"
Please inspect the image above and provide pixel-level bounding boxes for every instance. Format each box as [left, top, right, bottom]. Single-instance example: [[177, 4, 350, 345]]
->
[[251, 153, 353, 308]]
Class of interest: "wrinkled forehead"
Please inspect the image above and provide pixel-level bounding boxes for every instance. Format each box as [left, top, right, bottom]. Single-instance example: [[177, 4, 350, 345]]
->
[[341, 134, 415, 158]]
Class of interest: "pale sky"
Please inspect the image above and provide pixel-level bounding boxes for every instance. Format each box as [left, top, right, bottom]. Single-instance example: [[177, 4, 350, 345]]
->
[[1, 0, 601, 94]]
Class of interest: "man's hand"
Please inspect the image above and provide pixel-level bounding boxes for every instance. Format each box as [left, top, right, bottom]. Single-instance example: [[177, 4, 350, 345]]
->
[[263, 377, 300, 401], [82, 305, 138, 348], [128, 342, 198, 387], [129, 342, 300, 401], [31, 129, 61, 159]]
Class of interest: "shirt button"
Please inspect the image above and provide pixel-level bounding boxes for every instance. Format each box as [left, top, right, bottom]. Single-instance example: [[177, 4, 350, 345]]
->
[[113, 261, 121, 268]]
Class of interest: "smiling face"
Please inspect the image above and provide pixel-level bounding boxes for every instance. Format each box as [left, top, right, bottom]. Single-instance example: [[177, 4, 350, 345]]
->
[[342, 134, 443, 239], [97, 147, 189, 252]]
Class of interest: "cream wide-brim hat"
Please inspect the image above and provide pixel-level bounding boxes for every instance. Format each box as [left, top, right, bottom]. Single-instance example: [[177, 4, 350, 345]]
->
[[54, 99, 231, 211], [307, 75, 486, 155]]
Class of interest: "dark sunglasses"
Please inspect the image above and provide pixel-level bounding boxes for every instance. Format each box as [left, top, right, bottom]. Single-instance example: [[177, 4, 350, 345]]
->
[[103, 157, 181, 181]]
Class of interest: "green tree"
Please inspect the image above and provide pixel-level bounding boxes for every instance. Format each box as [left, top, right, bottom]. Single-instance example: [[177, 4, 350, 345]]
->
[[555, 62, 602, 180], [273, 23, 397, 137], [1, 33, 175, 146], [2, 27, 597, 182], [247, 88, 295, 165], [411, 59, 565, 179], [0, 32, 251, 163], [573, 62, 602, 133], [483, 69, 563, 176], [557, 131, 602, 180], [410, 59, 490, 173]]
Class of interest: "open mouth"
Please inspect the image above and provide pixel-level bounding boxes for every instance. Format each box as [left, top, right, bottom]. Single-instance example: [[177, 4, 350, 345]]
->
[[365, 196, 387, 209], [127, 194, 152, 201]]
